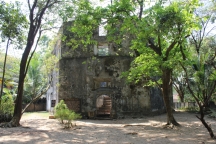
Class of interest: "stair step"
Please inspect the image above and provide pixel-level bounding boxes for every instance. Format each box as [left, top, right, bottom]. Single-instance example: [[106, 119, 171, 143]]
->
[[99, 107, 111, 109], [98, 108, 111, 111], [99, 107, 111, 110], [97, 112, 110, 114], [97, 108, 110, 110], [102, 104, 111, 106]]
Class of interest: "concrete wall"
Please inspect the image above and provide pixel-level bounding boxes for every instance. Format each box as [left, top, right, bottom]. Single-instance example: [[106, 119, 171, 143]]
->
[[23, 103, 46, 112], [46, 32, 61, 112]]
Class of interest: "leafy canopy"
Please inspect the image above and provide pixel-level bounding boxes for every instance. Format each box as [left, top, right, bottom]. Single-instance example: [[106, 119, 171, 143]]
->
[[0, 1, 27, 47], [125, 0, 200, 85]]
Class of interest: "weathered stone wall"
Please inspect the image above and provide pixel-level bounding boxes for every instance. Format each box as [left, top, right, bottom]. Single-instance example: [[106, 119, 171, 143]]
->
[[61, 22, 132, 59], [58, 55, 164, 117], [59, 58, 87, 99], [150, 87, 165, 114], [54, 21, 165, 118]]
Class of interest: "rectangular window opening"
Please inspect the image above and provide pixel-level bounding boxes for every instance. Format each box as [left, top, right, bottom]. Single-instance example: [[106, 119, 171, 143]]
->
[[100, 82, 107, 87], [98, 43, 109, 56]]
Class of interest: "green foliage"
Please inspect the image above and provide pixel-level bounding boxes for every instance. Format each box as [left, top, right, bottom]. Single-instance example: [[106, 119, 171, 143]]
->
[[23, 34, 59, 104], [40, 35, 59, 75], [184, 94, 196, 102], [208, 109, 216, 118], [67, 0, 198, 78], [63, 110, 82, 128], [54, 100, 69, 123], [126, 0, 200, 85], [62, 0, 105, 49], [68, 0, 199, 87], [178, 106, 199, 112], [0, 0, 27, 48], [0, 52, 20, 80], [23, 53, 47, 104], [0, 95, 14, 115], [0, 1, 27, 100], [54, 100, 81, 128], [55, 100, 68, 110], [178, 0, 216, 112], [0, 52, 19, 98]]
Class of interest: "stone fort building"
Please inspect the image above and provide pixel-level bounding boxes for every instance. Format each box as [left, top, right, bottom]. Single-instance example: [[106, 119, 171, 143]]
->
[[46, 22, 165, 118]]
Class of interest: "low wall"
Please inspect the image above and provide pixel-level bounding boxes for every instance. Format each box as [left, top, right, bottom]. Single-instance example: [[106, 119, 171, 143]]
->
[[22, 103, 46, 112], [173, 102, 198, 109]]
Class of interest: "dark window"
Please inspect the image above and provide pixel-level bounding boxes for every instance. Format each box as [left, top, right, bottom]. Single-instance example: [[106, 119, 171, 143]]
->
[[51, 100, 56, 107], [100, 82, 107, 87]]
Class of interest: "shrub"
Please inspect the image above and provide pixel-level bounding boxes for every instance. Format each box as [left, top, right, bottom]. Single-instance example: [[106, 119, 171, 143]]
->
[[64, 109, 82, 128], [54, 100, 68, 123], [0, 95, 14, 115], [54, 100, 81, 128], [0, 95, 14, 123]]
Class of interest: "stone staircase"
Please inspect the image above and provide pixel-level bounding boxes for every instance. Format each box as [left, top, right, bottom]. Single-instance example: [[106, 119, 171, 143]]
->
[[97, 97, 112, 115]]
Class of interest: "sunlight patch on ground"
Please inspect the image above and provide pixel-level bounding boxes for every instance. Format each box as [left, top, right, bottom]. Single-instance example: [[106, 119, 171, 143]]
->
[[21, 111, 49, 120]]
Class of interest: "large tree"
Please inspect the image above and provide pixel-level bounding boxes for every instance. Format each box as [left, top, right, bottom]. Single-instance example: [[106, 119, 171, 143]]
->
[[125, 0, 199, 126], [182, 36, 216, 138], [0, 0, 69, 127], [180, 3, 216, 137]]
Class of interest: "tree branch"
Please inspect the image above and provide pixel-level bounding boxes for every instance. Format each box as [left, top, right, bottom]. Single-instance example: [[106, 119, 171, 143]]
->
[[29, 0, 37, 22], [204, 81, 216, 105], [148, 39, 162, 56], [179, 61, 201, 106], [165, 40, 177, 59], [21, 84, 50, 115], [137, 0, 143, 19], [33, 0, 51, 37], [180, 45, 186, 60], [24, 27, 42, 77]]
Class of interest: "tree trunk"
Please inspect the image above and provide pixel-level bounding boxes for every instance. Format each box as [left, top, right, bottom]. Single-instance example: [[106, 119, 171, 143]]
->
[[0, 0, 55, 128], [173, 82, 185, 102], [22, 84, 50, 114], [11, 44, 33, 126], [197, 106, 215, 138], [0, 39, 10, 99], [162, 69, 180, 126], [11, 25, 36, 126], [179, 91, 184, 103]]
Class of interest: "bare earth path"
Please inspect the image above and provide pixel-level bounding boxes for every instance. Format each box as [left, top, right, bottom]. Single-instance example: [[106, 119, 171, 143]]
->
[[1, 111, 216, 144]]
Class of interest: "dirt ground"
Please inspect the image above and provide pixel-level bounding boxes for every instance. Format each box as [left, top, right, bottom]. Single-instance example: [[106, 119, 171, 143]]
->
[[1, 111, 216, 144]]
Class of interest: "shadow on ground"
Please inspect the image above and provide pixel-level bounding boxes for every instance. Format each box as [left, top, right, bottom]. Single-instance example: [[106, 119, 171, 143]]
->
[[0, 111, 216, 144]]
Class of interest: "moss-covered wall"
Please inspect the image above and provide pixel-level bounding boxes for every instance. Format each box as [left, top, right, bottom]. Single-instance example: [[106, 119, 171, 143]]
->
[[58, 55, 164, 117], [53, 21, 165, 118]]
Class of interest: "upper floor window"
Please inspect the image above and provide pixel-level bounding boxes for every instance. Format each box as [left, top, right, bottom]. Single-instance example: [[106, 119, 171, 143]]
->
[[99, 19, 107, 36]]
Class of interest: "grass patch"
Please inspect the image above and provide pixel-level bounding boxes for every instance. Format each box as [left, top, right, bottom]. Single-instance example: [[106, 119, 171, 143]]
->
[[177, 107, 199, 113], [22, 111, 50, 119]]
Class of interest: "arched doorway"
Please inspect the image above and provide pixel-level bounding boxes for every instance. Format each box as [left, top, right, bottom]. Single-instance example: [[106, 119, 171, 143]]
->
[[96, 95, 112, 116]]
